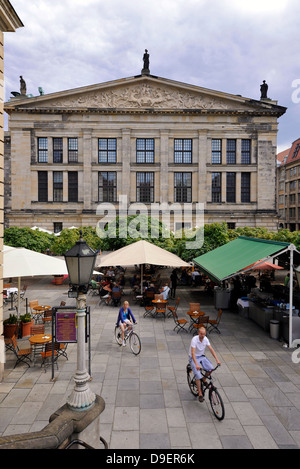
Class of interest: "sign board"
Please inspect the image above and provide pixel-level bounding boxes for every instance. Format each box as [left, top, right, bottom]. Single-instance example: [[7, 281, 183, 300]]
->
[[56, 311, 77, 343]]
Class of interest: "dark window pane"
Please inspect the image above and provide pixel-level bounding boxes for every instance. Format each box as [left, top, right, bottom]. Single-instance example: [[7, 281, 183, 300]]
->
[[136, 139, 154, 163], [136, 172, 154, 203], [226, 172, 236, 203], [38, 137, 48, 163], [212, 172, 221, 203], [53, 138, 63, 163], [68, 172, 78, 202], [241, 139, 251, 164], [68, 138, 78, 163], [174, 139, 192, 164], [98, 138, 117, 163], [174, 172, 192, 203], [226, 139, 236, 164], [212, 139, 221, 164], [98, 172, 117, 202], [241, 173, 251, 202], [53, 171, 63, 202], [38, 171, 48, 202]]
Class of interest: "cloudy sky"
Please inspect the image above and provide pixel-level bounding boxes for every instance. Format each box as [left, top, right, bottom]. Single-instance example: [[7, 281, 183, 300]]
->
[[4, 0, 300, 151]]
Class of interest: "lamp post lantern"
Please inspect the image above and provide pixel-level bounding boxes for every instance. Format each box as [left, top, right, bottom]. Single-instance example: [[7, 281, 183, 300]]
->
[[64, 231, 97, 410]]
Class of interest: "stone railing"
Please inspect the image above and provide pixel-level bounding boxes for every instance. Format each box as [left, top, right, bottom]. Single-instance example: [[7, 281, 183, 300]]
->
[[0, 395, 106, 449]]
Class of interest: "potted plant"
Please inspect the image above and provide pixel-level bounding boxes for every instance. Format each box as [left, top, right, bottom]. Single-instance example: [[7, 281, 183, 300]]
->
[[20, 313, 33, 338], [3, 314, 19, 338], [54, 275, 64, 285]]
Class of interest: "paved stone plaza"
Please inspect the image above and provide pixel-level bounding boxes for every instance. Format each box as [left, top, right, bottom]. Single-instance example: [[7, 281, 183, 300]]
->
[[1, 272, 300, 449]]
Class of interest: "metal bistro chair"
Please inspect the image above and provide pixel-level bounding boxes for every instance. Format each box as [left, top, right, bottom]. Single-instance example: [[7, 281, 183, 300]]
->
[[207, 309, 223, 334], [111, 290, 122, 306], [171, 310, 188, 333], [192, 315, 210, 335], [40, 342, 60, 372], [167, 297, 180, 318], [11, 335, 32, 369]]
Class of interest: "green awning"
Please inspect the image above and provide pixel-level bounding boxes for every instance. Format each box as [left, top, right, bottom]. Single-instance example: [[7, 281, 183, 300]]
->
[[193, 236, 290, 284]]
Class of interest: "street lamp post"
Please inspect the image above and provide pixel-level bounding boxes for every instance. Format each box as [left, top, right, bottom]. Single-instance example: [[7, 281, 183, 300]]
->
[[64, 231, 97, 410]]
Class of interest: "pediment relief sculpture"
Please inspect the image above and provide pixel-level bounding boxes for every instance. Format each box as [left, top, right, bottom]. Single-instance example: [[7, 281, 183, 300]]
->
[[42, 83, 236, 111]]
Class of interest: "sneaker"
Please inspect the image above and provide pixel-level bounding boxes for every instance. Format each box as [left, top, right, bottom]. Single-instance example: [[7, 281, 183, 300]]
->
[[198, 395, 204, 402], [122, 341, 126, 346]]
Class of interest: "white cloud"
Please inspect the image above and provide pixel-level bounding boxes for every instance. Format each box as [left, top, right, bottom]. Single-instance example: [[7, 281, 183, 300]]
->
[[4, 0, 300, 148]]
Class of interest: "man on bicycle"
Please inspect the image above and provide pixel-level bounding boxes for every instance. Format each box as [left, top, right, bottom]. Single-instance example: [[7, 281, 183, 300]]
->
[[189, 326, 221, 402], [117, 301, 137, 346]]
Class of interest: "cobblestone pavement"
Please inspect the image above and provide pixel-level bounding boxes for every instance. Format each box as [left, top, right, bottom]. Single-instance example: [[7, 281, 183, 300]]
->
[[1, 272, 300, 449]]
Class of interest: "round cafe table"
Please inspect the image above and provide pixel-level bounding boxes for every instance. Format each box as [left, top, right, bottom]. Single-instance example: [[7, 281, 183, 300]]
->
[[29, 333, 52, 365], [32, 305, 51, 324], [152, 299, 168, 319], [187, 311, 205, 332]]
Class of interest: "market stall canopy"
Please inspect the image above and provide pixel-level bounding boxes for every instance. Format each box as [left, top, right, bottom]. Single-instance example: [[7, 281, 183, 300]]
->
[[97, 240, 190, 268], [193, 237, 290, 284]]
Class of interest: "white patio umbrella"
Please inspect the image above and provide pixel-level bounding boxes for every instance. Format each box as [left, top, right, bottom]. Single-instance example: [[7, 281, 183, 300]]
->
[[3, 245, 68, 314], [97, 240, 190, 293]]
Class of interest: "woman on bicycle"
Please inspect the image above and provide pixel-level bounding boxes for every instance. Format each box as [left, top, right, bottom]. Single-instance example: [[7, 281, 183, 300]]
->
[[117, 301, 137, 346], [189, 326, 221, 402]]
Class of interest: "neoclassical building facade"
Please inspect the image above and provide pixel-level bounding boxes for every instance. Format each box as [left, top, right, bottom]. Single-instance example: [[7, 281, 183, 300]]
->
[[4, 69, 286, 233]]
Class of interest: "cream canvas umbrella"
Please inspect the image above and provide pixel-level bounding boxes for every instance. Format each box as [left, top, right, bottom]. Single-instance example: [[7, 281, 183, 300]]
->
[[97, 240, 190, 293], [3, 245, 68, 314]]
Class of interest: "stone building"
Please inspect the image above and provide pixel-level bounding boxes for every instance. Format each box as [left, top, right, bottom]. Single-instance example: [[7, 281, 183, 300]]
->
[[0, 0, 23, 382], [4, 63, 286, 234], [277, 137, 300, 231]]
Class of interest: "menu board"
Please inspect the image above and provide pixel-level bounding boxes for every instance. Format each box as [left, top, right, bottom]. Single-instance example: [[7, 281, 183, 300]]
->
[[56, 311, 77, 343]]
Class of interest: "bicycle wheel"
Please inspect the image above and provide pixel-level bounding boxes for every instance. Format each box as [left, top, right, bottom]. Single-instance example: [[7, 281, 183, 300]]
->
[[114, 325, 122, 346], [187, 365, 198, 397], [209, 387, 225, 421], [129, 332, 141, 355]]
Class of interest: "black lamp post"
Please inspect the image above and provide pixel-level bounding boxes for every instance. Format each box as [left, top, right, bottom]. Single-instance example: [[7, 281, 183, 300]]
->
[[64, 231, 97, 410], [64, 231, 97, 298]]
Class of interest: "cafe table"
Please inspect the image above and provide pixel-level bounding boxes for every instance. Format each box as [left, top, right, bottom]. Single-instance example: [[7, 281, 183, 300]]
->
[[29, 333, 52, 364], [152, 299, 168, 319], [32, 305, 51, 324], [187, 310, 206, 332]]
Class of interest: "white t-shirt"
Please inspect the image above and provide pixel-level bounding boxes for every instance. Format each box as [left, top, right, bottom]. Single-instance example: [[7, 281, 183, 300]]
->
[[189, 335, 210, 357]]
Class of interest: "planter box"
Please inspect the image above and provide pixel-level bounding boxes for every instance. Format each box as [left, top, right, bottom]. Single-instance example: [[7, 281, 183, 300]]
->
[[21, 320, 34, 338], [54, 277, 64, 285], [3, 323, 18, 339]]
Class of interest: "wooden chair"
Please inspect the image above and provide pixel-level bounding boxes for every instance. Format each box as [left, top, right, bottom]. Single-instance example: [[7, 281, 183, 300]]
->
[[29, 300, 39, 313], [167, 297, 180, 317], [30, 325, 45, 335], [192, 315, 210, 335], [57, 343, 68, 360], [144, 290, 155, 306], [40, 342, 59, 372], [111, 290, 122, 306], [207, 309, 223, 334], [42, 310, 53, 327], [189, 303, 201, 312], [11, 335, 32, 368], [171, 310, 188, 333], [20, 285, 28, 301], [154, 294, 164, 300]]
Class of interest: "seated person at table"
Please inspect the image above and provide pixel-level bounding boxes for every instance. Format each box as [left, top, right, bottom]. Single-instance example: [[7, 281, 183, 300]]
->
[[107, 267, 115, 277], [160, 283, 170, 300]]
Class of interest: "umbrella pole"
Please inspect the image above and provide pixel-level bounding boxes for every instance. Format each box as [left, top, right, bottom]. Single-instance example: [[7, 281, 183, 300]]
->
[[141, 264, 143, 296], [17, 277, 21, 318]]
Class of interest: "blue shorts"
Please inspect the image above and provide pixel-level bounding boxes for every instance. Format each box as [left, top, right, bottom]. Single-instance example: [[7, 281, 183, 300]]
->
[[189, 355, 213, 380]]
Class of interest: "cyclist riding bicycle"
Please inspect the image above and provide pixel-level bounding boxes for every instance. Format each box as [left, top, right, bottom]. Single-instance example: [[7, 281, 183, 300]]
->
[[189, 326, 221, 402], [117, 301, 137, 346]]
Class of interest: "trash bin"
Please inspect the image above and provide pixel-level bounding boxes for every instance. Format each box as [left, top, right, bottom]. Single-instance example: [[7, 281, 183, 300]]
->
[[270, 320, 280, 340]]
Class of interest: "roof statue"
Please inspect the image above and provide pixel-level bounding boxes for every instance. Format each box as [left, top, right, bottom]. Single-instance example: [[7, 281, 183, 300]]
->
[[142, 49, 150, 75], [20, 75, 26, 96], [260, 80, 268, 100]]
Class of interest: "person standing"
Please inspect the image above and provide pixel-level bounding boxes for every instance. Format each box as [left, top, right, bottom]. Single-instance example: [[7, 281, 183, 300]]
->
[[170, 269, 178, 299]]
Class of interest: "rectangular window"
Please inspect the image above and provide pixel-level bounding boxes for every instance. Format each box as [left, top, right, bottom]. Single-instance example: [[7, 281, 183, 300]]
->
[[212, 172, 221, 203], [68, 172, 78, 202], [136, 172, 154, 203], [98, 172, 117, 202], [53, 222, 62, 234], [174, 139, 192, 164], [38, 171, 48, 202], [98, 138, 117, 163], [53, 138, 63, 163], [136, 138, 154, 163], [212, 139, 222, 164], [38, 137, 48, 163], [174, 172, 192, 203], [226, 139, 236, 164], [226, 172, 236, 203], [241, 139, 251, 164], [53, 171, 63, 202], [241, 173, 251, 203], [68, 138, 78, 163]]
